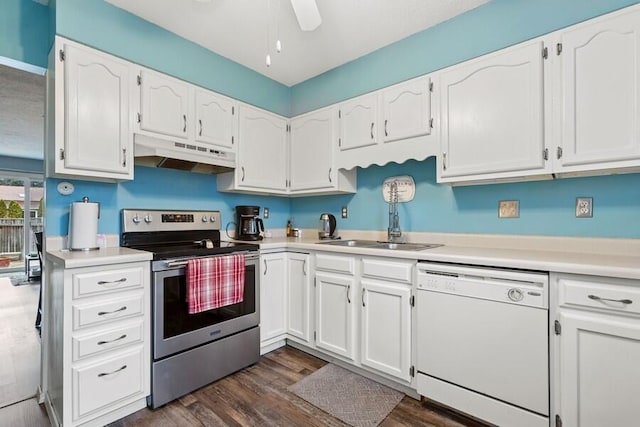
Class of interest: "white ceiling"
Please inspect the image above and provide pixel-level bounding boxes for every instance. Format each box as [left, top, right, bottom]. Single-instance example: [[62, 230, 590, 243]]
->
[[105, 0, 489, 87]]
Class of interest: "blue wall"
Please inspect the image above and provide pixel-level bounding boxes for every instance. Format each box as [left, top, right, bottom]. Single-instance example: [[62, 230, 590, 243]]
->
[[0, 0, 49, 67], [13, 0, 640, 239], [46, 166, 290, 236], [288, 0, 640, 239], [290, 159, 640, 238]]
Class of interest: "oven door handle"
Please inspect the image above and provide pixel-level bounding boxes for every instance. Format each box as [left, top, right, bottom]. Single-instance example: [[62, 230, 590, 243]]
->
[[165, 251, 258, 268]]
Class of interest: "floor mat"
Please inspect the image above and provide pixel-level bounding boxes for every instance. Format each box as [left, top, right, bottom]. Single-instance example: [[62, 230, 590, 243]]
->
[[288, 364, 403, 427]]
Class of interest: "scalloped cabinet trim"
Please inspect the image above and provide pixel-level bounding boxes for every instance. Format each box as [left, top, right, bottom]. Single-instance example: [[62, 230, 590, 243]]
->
[[336, 75, 437, 170]]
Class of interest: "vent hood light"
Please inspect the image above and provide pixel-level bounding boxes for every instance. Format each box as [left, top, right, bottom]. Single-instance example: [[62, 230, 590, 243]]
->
[[134, 134, 235, 175]]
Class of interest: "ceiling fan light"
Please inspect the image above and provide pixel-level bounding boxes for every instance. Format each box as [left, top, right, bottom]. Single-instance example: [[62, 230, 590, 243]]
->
[[290, 0, 322, 31]]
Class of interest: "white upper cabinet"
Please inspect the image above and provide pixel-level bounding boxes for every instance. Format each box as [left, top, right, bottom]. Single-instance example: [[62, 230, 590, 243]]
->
[[194, 89, 237, 151], [290, 107, 336, 191], [336, 76, 437, 170], [289, 106, 357, 195], [339, 93, 379, 152], [554, 7, 640, 173], [438, 40, 550, 183], [382, 76, 432, 143], [138, 69, 190, 140], [218, 105, 288, 193], [47, 37, 133, 182]]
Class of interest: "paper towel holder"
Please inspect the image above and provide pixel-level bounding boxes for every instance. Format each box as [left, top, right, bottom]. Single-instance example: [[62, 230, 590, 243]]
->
[[68, 196, 100, 251]]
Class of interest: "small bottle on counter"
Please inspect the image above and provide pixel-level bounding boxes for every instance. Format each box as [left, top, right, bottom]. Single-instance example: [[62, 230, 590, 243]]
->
[[286, 220, 292, 237]]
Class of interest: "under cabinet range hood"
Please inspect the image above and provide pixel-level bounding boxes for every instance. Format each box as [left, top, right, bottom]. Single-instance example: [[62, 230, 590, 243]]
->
[[133, 135, 235, 174]]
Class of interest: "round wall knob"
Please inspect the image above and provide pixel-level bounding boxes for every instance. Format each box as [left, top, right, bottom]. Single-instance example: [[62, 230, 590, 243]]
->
[[144, 215, 153, 224]]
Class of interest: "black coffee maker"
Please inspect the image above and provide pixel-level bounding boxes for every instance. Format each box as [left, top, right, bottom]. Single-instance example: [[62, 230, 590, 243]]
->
[[235, 205, 264, 241]]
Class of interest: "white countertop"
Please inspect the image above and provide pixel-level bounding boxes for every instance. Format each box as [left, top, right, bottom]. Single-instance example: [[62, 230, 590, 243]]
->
[[257, 234, 640, 280], [46, 246, 153, 269]]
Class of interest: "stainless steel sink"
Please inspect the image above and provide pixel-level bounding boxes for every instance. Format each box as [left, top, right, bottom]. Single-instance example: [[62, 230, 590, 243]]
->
[[319, 239, 443, 251], [372, 242, 443, 251], [318, 239, 379, 248]]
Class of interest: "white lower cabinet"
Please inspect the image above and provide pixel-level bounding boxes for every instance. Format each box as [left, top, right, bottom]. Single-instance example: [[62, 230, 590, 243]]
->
[[286, 252, 312, 343], [260, 253, 288, 348], [313, 253, 415, 384], [360, 257, 414, 383], [553, 273, 640, 427], [315, 271, 357, 360], [44, 254, 151, 427], [360, 279, 412, 382]]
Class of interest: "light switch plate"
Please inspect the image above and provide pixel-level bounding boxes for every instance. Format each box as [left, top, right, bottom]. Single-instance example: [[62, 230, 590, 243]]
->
[[575, 197, 593, 218], [498, 200, 519, 218], [263, 207, 269, 219]]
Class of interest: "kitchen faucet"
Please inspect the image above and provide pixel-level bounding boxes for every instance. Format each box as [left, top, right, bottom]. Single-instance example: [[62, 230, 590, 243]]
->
[[387, 181, 402, 242]]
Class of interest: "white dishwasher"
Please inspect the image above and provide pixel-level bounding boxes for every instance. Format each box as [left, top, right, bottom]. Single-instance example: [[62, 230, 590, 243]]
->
[[416, 262, 549, 427]]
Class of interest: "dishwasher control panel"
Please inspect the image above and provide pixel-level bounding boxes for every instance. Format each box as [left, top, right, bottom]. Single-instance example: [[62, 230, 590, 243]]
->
[[417, 262, 548, 309]]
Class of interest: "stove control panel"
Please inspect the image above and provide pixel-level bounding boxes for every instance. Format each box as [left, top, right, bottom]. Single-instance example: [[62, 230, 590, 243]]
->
[[122, 209, 221, 232]]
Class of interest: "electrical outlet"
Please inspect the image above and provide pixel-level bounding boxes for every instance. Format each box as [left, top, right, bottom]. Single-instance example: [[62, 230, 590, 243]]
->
[[498, 200, 519, 218], [263, 207, 269, 219], [341, 206, 348, 219], [575, 197, 593, 218]]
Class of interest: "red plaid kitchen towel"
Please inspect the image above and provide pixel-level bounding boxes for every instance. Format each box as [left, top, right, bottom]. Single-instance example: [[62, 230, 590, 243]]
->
[[186, 254, 245, 314]]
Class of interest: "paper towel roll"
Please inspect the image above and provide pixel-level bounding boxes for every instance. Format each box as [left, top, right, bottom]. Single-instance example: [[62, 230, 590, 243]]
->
[[69, 197, 99, 251]]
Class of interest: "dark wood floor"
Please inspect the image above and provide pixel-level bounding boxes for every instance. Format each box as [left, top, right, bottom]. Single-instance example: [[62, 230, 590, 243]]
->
[[111, 346, 488, 427]]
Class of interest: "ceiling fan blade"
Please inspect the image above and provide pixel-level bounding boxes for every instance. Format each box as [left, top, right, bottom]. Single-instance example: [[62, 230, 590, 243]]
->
[[290, 0, 322, 31]]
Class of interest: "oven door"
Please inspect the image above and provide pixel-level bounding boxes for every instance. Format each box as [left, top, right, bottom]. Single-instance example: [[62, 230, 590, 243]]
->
[[153, 253, 259, 360]]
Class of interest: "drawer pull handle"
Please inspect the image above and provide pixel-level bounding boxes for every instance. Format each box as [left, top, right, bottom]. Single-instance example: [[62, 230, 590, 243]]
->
[[588, 295, 632, 305], [98, 365, 127, 378], [97, 334, 128, 345], [347, 285, 351, 304], [98, 306, 127, 316], [97, 278, 127, 285]]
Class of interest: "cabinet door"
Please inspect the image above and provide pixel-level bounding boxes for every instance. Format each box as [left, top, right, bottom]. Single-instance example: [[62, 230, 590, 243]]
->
[[315, 272, 356, 360], [557, 310, 640, 427], [382, 77, 431, 143], [139, 69, 190, 139], [439, 41, 549, 181], [361, 279, 411, 381], [237, 105, 288, 192], [290, 107, 336, 191], [61, 42, 132, 179], [556, 9, 640, 170], [286, 253, 311, 342], [260, 254, 287, 343], [195, 89, 236, 151], [339, 93, 378, 151]]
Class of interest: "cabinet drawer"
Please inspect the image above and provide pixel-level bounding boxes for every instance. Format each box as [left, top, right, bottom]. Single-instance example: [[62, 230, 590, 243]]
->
[[72, 346, 145, 421], [73, 320, 144, 361], [73, 292, 144, 330], [559, 277, 640, 316], [73, 266, 144, 299], [315, 253, 355, 274], [362, 258, 414, 283]]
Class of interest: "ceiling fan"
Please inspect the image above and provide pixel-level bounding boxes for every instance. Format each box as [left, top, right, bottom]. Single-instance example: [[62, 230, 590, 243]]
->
[[290, 0, 322, 31]]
